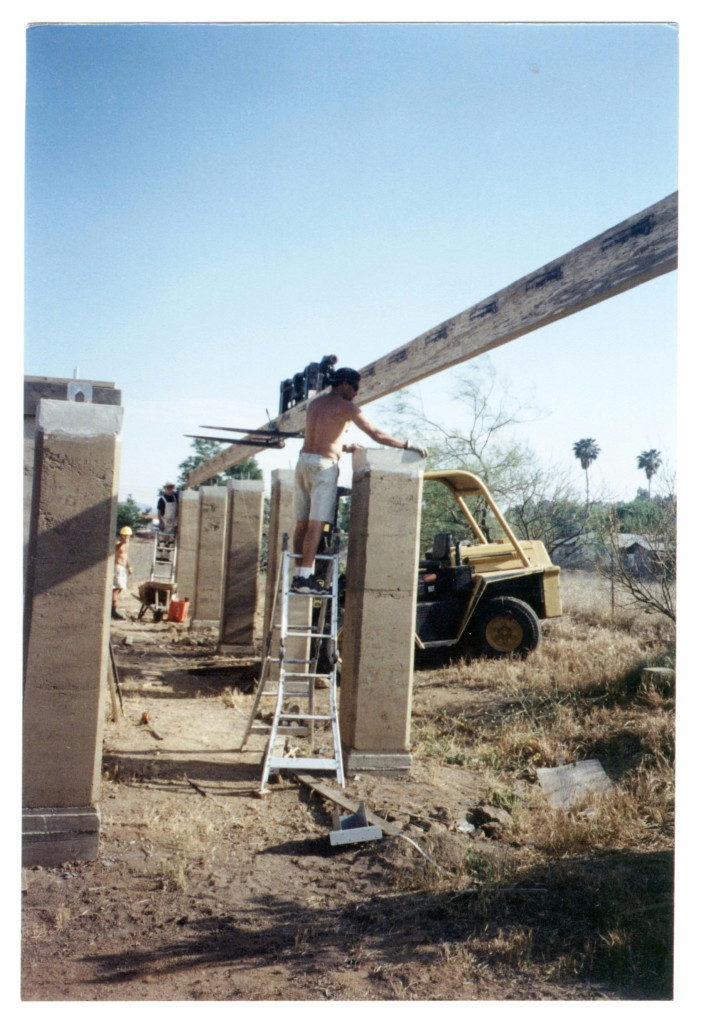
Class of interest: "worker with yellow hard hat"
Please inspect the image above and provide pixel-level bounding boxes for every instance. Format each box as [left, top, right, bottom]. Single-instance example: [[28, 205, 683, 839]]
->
[[113, 525, 133, 620]]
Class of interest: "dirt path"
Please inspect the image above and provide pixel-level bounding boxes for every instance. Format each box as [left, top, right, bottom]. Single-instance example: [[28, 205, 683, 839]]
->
[[21, 543, 617, 1002]]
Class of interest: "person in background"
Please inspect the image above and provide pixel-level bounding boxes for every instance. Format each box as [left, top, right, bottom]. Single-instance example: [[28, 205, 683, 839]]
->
[[157, 482, 179, 536], [112, 526, 133, 620]]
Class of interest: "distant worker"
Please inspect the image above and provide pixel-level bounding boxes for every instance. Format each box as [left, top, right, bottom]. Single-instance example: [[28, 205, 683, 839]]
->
[[292, 366, 427, 594], [112, 526, 133, 620], [157, 482, 179, 536]]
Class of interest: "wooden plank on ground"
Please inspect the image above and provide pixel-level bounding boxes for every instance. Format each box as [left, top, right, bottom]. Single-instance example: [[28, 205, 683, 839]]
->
[[187, 192, 677, 487], [535, 759, 613, 809], [293, 772, 405, 836]]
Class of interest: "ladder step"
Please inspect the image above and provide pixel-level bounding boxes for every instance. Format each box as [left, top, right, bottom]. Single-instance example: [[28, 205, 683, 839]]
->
[[286, 591, 332, 599], [272, 658, 316, 665], [283, 672, 333, 680], [268, 757, 340, 771]]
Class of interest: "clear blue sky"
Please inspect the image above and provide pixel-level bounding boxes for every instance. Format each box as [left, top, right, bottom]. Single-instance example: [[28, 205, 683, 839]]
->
[[24, 19, 679, 508]]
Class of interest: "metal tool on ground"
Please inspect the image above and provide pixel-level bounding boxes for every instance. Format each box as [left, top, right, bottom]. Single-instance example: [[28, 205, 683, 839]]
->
[[240, 535, 345, 794], [107, 641, 123, 720], [329, 802, 383, 846]]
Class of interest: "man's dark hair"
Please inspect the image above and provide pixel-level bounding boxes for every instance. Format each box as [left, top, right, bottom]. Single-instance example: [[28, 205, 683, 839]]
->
[[328, 367, 361, 388]]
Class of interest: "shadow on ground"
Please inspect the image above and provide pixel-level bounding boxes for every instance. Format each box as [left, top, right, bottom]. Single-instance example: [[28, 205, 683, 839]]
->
[[82, 848, 672, 1000]]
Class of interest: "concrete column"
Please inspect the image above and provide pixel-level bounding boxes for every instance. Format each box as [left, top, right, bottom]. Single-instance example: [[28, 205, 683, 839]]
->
[[176, 488, 201, 616], [24, 377, 121, 602], [192, 486, 229, 629], [220, 478, 265, 650], [340, 449, 424, 773], [23, 398, 123, 865]]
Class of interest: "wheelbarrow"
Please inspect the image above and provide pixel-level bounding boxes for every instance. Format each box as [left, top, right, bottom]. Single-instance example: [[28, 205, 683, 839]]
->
[[137, 580, 177, 622]]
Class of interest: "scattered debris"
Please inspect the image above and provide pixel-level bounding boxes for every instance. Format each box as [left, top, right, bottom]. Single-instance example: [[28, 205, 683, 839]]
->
[[294, 773, 453, 872], [536, 759, 613, 809], [185, 777, 244, 826], [462, 801, 514, 839], [139, 711, 164, 740]]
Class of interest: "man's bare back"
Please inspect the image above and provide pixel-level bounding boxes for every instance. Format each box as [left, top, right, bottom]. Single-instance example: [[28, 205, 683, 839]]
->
[[301, 391, 358, 459], [115, 539, 131, 568]]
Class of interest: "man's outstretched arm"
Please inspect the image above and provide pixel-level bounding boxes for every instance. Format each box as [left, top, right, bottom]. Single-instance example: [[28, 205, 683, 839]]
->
[[350, 407, 428, 457]]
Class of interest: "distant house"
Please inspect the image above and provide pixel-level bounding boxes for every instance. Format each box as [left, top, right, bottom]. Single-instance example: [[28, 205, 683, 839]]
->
[[553, 532, 668, 575]]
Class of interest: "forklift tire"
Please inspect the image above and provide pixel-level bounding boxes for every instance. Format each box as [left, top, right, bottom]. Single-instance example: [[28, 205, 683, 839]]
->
[[476, 596, 541, 658]]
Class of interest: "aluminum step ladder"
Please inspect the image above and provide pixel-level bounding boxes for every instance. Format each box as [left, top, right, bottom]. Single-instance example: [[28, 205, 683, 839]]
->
[[240, 537, 345, 794], [151, 531, 177, 584]]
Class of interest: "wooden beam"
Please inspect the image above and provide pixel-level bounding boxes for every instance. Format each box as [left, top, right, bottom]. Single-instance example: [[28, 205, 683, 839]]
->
[[187, 192, 677, 487]]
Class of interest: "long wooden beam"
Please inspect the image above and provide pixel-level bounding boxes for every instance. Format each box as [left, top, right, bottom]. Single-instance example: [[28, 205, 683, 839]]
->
[[187, 191, 677, 487]]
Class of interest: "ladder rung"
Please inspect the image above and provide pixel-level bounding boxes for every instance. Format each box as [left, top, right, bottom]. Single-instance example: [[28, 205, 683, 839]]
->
[[279, 713, 335, 721], [286, 631, 334, 639]]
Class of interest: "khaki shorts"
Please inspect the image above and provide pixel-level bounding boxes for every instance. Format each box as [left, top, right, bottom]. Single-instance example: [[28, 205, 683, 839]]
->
[[294, 453, 339, 523], [113, 565, 128, 591]]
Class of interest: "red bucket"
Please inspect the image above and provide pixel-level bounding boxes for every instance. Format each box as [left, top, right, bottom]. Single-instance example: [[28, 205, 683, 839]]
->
[[167, 599, 190, 623]]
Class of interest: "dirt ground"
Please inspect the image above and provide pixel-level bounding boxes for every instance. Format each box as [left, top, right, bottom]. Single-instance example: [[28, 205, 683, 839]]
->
[[21, 540, 627, 1002]]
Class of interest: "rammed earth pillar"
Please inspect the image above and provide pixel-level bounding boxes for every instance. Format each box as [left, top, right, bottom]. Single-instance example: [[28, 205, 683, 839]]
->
[[263, 469, 295, 637], [220, 478, 264, 649], [192, 485, 229, 629], [176, 487, 201, 617], [340, 448, 424, 773], [264, 469, 308, 663], [23, 398, 123, 865]]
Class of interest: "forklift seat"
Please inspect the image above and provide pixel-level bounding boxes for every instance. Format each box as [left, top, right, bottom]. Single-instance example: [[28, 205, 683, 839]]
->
[[420, 532, 454, 570]]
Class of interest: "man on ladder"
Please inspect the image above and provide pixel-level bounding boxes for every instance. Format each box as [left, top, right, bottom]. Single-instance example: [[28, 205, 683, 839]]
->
[[244, 366, 426, 792], [157, 482, 179, 536], [292, 366, 427, 594]]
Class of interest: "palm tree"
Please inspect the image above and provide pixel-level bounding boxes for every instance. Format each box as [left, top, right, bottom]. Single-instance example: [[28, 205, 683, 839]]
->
[[573, 438, 601, 505], [637, 449, 662, 500]]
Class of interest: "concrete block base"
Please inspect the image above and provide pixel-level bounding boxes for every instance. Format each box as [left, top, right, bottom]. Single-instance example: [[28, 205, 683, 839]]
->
[[344, 750, 413, 774], [22, 806, 101, 867], [217, 644, 257, 657]]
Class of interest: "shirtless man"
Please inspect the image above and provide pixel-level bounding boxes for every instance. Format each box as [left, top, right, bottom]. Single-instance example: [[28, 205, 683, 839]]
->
[[292, 366, 427, 594], [112, 526, 134, 620]]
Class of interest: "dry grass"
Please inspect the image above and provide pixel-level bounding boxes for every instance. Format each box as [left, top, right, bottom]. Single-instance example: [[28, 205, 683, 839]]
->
[[406, 569, 675, 997]]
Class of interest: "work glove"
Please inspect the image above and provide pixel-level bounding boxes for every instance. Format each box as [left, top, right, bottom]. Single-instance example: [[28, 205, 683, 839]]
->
[[405, 440, 428, 458]]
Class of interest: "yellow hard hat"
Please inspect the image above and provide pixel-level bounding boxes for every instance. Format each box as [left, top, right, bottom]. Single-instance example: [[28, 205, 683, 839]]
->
[[119, 526, 133, 536]]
